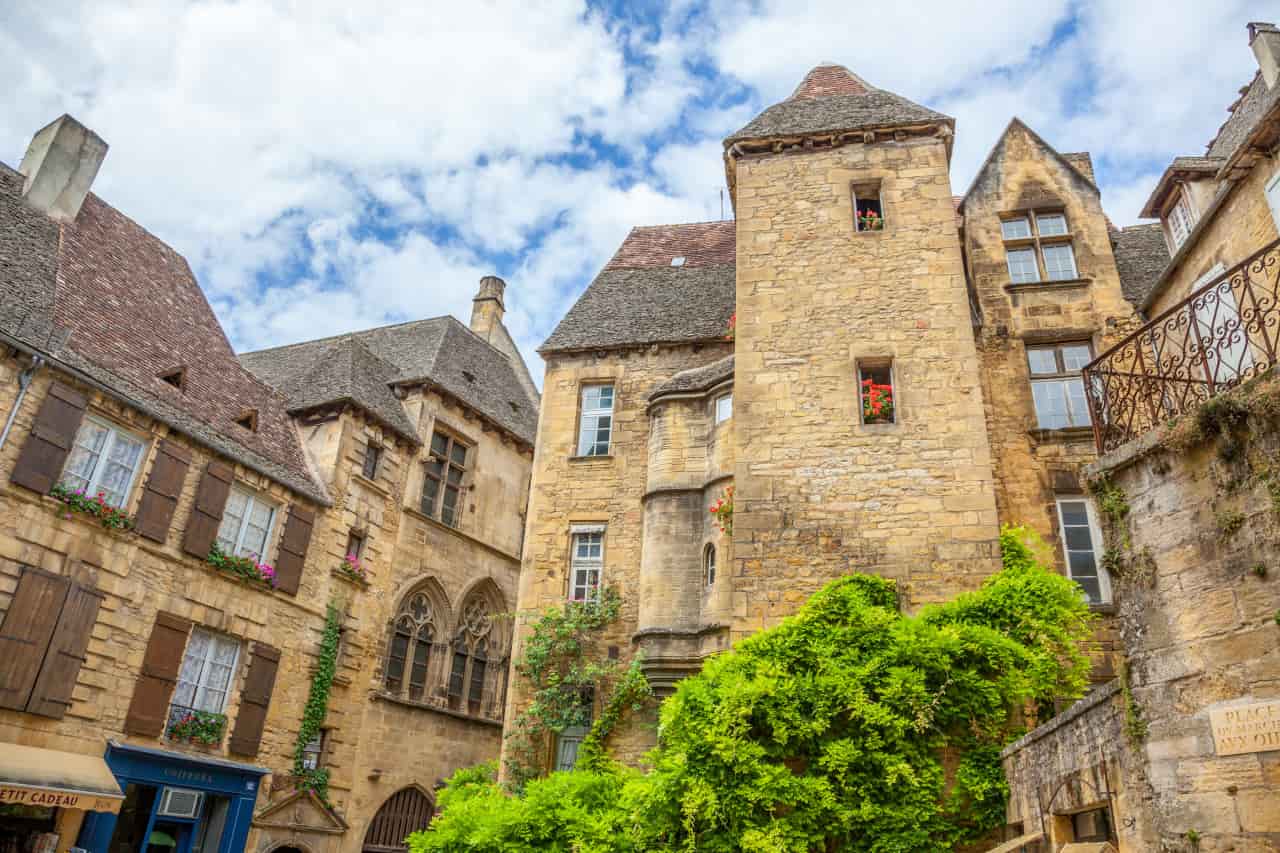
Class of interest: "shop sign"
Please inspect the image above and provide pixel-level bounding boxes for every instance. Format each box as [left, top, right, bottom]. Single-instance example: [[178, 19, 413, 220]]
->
[[0, 784, 122, 814], [1210, 700, 1280, 756]]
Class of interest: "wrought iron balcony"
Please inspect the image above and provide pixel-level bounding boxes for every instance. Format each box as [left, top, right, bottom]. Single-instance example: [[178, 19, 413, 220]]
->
[[1083, 238, 1280, 453]]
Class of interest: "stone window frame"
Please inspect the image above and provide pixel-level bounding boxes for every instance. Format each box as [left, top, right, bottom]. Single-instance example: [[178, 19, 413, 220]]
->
[[384, 583, 443, 702], [1027, 341, 1093, 430], [856, 358, 898, 427], [446, 590, 499, 716], [1053, 495, 1112, 606], [568, 523, 606, 602], [850, 179, 885, 234], [713, 392, 732, 425], [60, 413, 150, 509], [1000, 207, 1079, 284], [421, 429, 469, 527], [703, 543, 717, 587], [575, 383, 616, 457]]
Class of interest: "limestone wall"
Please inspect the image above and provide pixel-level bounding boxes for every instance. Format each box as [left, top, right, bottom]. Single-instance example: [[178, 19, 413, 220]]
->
[[731, 135, 1001, 629]]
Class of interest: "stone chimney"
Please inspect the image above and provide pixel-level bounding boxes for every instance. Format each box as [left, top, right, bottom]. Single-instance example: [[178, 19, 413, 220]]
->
[[1250, 22, 1280, 89], [19, 115, 108, 223], [469, 275, 506, 341]]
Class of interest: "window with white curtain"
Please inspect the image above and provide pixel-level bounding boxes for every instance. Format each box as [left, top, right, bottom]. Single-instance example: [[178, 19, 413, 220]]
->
[[60, 417, 148, 508], [173, 628, 240, 714], [216, 486, 277, 559]]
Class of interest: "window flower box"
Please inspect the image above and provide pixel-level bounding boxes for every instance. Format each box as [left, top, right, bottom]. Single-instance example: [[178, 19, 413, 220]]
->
[[166, 705, 227, 747], [50, 483, 135, 531], [335, 553, 368, 585], [206, 543, 277, 588], [861, 378, 895, 424], [857, 208, 884, 231]]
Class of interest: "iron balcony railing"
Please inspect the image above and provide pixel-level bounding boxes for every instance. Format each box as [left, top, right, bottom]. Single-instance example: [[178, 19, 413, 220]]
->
[[1083, 238, 1280, 453]]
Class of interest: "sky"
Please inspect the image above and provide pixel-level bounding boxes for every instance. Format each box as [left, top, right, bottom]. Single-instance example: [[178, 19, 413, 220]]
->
[[1, 0, 1274, 380]]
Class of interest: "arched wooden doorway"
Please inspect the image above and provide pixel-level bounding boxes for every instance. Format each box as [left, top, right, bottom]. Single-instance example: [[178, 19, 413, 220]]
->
[[362, 787, 434, 853]]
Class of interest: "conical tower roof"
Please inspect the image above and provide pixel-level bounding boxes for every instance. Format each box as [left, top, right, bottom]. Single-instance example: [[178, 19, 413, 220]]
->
[[725, 63, 952, 145]]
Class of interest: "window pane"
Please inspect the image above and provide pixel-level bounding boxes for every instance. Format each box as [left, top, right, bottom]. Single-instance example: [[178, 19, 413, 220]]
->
[[1060, 344, 1092, 371], [1036, 213, 1068, 236], [430, 432, 449, 456], [1042, 243, 1077, 280], [408, 637, 430, 701], [716, 395, 733, 423], [1001, 217, 1032, 239], [1074, 575, 1102, 602], [446, 466, 463, 486], [1027, 348, 1058, 376], [596, 386, 613, 409], [1032, 380, 1069, 429], [441, 486, 459, 526], [218, 491, 248, 552], [577, 415, 598, 456], [450, 443, 467, 466], [1059, 501, 1089, 526], [421, 475, 440, 516], [63, 422, 108, 491], [1065, 378, 1091, 426], [1006, 248, 1040, 283], [386, 626, 410, 692], [448, 651, 467, 698], [1064, 525, 1094, 551]]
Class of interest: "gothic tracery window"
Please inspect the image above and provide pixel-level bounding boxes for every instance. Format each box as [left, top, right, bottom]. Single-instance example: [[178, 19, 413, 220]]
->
[[448, 595, 495, 716], [385, 589, 437, 701]]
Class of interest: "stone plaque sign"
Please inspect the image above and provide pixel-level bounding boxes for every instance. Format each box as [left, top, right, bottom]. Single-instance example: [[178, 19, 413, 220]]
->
[[1209, 700, 1280, 756]]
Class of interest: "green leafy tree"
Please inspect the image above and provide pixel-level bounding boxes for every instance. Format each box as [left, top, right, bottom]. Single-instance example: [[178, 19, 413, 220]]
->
[[411, 526, 1094, 853]]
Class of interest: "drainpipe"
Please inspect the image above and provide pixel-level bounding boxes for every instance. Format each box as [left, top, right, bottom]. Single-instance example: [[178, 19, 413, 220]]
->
[[0, 355, 44, 451]]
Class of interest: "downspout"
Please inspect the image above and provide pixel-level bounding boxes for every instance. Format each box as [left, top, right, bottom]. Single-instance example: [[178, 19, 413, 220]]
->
[[0, 354, 44, 451]]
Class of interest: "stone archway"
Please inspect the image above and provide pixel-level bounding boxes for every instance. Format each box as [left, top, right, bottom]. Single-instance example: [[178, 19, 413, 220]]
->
[[361, 787, 434, 853]]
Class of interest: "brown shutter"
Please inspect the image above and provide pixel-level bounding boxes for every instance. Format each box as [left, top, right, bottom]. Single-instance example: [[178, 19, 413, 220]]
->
[[182, 461, 234, 558], [228, 642, 279, 757], [273, 505, 315, 596], [10, 382, 88, 494], [0, 568, 70, 710], [123, 612, 192, 736], [134, 440, 193, 543], [26, 584, 104, 718]]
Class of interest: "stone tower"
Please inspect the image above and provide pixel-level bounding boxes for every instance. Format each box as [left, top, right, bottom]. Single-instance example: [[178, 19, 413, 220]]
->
[[724, 64, 1001, 633]]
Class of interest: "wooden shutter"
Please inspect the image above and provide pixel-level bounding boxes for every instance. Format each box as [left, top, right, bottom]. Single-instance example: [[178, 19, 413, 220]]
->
[[134, 440, 192, 543], [123, 613, 192, 737], [228, 642, 279, 757], [26, 584, 104, 718], [10, 382, 87, 494], [182, 461, 234, 558], [0, 568, 70, 710], [273, 505, 315, 596]]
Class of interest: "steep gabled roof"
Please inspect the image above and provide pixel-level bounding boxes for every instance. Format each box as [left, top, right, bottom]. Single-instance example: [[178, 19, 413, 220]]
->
[[726, 64, 951, 145], [1138, 156, 1225, 218], [0, 162, 328, 503], [539, 221, 736, 354], [1111, 223, 1171, 306], [241, 316, 539, 446], [959, 118, 1099, 209], [1206, 71, 1280, 164]]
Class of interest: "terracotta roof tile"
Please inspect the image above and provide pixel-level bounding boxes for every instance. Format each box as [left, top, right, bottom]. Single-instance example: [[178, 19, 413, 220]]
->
[[603, 221, 736, 270], [789, 64, 872, 100]]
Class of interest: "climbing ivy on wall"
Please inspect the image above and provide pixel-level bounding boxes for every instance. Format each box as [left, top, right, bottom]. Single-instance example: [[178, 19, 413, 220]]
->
[[502, 587, 653, 790], [293, 600, 342, 802], [410, 526, 1095, 853]]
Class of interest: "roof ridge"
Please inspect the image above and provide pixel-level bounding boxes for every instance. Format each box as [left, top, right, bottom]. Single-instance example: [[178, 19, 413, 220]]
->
[[238, 315, 452, 358], [630, 219, 736, 230]]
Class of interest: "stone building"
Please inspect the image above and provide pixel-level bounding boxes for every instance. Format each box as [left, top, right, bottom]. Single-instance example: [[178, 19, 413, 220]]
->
[[0, 115, 538, 853], [999, 21, 1280, 851], [505, 62, 1164, 771]]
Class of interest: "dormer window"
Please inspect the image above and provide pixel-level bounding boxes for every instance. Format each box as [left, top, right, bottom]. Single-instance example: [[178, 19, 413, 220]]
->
[[671, 256, 686, 267], [234, 409, 258, 432], [159, 367, 187, 391], [1166, 190, 1197, 250]]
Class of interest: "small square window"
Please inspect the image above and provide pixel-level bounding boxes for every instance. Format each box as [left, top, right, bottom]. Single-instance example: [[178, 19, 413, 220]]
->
[[671, 256, 686, 267], [1001, 217, 1032, 240], [1035, 213, 1068, 236], [714, 394, 732, 424], [852, 182, 884, 233], [858, 363, 895, 425]]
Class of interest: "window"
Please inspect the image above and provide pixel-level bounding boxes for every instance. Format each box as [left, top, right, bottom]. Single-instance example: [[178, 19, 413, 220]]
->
[[858, 362, 896, 425], [60, 416, 147, 508], [346, 530, 365, 560], [1001, 210, 1078, 284], [570, 528, 605, 602], [714, 394, 733, 424], [300, 731, 325, 771], [447, 594, 495, 716], [363, 443, 382, 480], [216, 487, 277, 559], [158, 368, 186, 391], [576, 385, 614, 456], [172, 628, 240, 716], [555, 692, 594, 772], [385, 590, 437, 701], [1166, 190, 1197, 250], [670, 256, 686, 267], [234, 409, 258, 432], [704, 544, 716, 587], [852, 182, 884, 232], [1055, 498, 1110, 605], [421, 431, 468, 526], [1028, 343, 1092, 429]]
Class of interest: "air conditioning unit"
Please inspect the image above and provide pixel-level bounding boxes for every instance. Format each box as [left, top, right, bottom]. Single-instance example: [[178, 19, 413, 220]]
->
[[157, 788, 203, 819]]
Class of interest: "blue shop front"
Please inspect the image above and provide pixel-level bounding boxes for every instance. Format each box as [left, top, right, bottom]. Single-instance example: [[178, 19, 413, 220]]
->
[[77, 743, 267, 853]]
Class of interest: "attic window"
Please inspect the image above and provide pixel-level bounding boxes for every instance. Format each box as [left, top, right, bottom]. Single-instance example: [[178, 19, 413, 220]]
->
[[671, 256, 686, 267], [852, 181, 884, 233], [234, 409, 259, 432], [462, 371, 476, 383], [159, 367, 186, 391], [508, 401, 520, 413]]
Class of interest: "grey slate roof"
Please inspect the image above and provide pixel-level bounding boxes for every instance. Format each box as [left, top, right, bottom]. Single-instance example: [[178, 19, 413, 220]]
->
[[540, 221, 736, 354], [1207, 72, 1280, 163], [0, 167, 64, 351], [727, 65, 952, 145], [649, 355, 734, 401], [1111, 223, 1171, 307], [241, 316, 539, 445]]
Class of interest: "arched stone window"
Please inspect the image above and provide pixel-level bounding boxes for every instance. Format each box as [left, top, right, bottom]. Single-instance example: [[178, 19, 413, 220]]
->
[[384, 584, 443, 702], [704, 544, 717, 587], [446, 583, 508, 717]]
